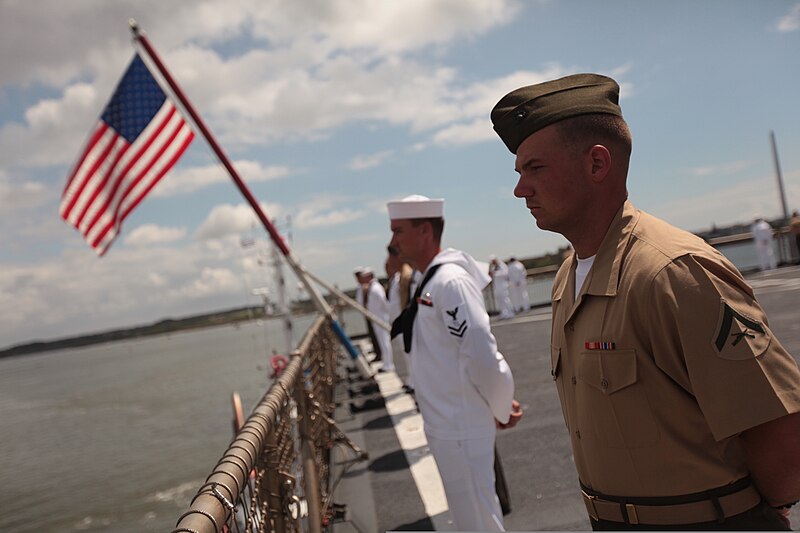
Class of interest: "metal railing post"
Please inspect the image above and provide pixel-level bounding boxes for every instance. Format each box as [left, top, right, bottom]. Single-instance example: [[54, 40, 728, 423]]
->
[[265, 429, 287, 533], [295, 379, 323, 533]]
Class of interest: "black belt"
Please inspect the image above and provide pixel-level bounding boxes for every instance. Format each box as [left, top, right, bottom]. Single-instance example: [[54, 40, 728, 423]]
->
[[580, 478, 762, 526]]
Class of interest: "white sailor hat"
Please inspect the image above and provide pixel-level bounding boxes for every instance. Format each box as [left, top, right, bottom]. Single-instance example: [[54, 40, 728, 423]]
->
[[360, 266, 374, 275], [353, 266, 365, 275], [387, 194, 444, 220]]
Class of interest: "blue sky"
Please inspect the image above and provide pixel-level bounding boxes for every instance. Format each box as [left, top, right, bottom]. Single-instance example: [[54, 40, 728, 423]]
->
[[1, 0, 798, 348]]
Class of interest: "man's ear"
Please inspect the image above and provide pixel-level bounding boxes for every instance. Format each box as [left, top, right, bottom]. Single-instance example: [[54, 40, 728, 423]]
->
[[588, 144, 612, 183]]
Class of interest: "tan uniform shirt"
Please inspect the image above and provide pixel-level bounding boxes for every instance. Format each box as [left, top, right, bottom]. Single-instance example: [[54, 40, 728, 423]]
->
[[550, 200, 800, 497]]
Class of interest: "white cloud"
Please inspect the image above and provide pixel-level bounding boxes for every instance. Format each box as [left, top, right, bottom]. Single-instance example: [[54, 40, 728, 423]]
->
[[194, 202, 285, 240], [245, 0, 521, 56], [0, 174, 49, 210], [775, 3, 800, 32], [432, 118, 495, 146], [0, 236, 264, 347], [348, 150, 394, 170], [167, 267, 241, 299], [1, 0, 526, 167], [124, 224, 187, 247], [0, 83, 101, 168], [687, 160, 751, 178], [147, 271, 168, 287], [429, 65, 610, 147], [153, 160, 294, 197], [292, 194, 369, 229], [294, 208, 366, 229]]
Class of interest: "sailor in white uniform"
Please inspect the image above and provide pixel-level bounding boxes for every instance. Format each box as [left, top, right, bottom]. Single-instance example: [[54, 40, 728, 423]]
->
[[353, 266, 381, 361], [353, 266, 365, 310], [751, 217, 777, 271], [506, 256, 530, 313], [489, 256, 514, 319], [361, 267, 394, 372], [387, 194, 523, 532]]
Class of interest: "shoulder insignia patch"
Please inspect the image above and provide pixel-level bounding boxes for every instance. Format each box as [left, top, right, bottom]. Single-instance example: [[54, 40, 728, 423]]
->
[[446, 305, 467, 338], [713, 300, 770, 360]]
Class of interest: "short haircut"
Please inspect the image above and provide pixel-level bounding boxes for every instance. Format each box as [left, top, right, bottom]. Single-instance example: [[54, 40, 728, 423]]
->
[[556, 114, 632, 160], [411, 217, 445, 243]]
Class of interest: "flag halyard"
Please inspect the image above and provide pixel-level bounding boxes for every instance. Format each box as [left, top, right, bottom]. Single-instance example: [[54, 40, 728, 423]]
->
[[60, 54, 194, 255]]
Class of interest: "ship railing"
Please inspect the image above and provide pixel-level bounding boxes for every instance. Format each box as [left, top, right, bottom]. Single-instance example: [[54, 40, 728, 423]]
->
[[170, 314, 365, 533], [707, 226, 800, 270]]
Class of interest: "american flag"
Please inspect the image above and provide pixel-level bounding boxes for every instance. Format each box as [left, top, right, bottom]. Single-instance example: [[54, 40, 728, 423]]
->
[[60, 54, 194, 255]]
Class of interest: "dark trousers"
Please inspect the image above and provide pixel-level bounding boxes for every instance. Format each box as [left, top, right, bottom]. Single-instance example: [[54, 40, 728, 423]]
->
[[590, 501, 789, 531]]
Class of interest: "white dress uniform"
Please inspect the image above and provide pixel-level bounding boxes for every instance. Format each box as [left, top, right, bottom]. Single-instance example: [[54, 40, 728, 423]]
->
[[490, 259, 514, 319], [750, 219, 777, 271], [412, 248, 515, 531], [365, 278, 394, 371], [507, 258, 530, 312], [387, 272, 402, 324]]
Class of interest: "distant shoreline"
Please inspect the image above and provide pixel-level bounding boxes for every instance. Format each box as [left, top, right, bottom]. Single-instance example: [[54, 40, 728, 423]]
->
[[0, 306, 270, 359], [5, 221, 796, 359]]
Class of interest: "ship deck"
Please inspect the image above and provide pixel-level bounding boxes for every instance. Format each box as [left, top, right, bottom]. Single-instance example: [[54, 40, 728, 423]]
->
[[330, 266, 800, 532]]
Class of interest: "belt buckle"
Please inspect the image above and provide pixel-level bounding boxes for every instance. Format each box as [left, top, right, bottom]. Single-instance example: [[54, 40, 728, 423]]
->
[[625, 503, 639, 525], [581, 491, 599, 521]]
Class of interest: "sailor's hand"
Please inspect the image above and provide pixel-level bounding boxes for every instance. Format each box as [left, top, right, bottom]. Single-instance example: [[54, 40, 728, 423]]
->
[[771, 507, 791, 529], [496, 399, 523, 430]]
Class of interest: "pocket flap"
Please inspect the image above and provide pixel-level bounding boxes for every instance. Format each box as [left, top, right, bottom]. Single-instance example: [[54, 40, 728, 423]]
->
[[550, 345, 561, 381], [577, 349, 637, 394]]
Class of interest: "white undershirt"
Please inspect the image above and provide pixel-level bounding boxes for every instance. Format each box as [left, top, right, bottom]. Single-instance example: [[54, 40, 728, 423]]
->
[[575, 255, 596, 300]]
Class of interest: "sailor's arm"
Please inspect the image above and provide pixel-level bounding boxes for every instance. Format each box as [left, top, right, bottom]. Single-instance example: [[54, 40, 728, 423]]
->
[[441, 277, 518, 425]]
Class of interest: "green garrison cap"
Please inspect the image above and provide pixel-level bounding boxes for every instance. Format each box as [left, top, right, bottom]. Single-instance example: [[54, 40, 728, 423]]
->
[[491, 73, 622, 154]]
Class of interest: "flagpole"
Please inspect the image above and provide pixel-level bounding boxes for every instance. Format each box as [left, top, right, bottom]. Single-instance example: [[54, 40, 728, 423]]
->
[[300, 265, 391, 331], [129, 20, 374, 377]]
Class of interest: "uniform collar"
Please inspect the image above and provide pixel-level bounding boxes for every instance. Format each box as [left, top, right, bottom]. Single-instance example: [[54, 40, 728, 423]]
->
[[552, 254, 575, 303], [552, 200, 639, 304], [584, 199, 639, 298]]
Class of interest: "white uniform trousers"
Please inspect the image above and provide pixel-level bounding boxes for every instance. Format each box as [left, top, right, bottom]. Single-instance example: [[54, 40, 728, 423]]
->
[[492, 284, 514, 319], [426, 434, 504, 532], [390, 335, 413, 388], [510, 282, 530, 313], [373, 323, 394, 371], [755, 240, 777, 271]]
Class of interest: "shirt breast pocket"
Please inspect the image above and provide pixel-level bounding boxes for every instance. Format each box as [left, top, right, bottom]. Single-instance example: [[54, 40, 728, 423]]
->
[[576, 349, 659, 449]]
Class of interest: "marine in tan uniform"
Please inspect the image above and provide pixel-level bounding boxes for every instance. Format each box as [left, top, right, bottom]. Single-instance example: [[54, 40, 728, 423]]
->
[[491, 73, 800, 530]]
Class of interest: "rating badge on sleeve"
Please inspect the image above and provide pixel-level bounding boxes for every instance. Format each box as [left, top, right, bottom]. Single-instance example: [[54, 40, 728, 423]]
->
[[446, 306, 467, 338]]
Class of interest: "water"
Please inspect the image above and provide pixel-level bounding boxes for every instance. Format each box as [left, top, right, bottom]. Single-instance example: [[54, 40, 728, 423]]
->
[[0, 313, 340, 533]]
